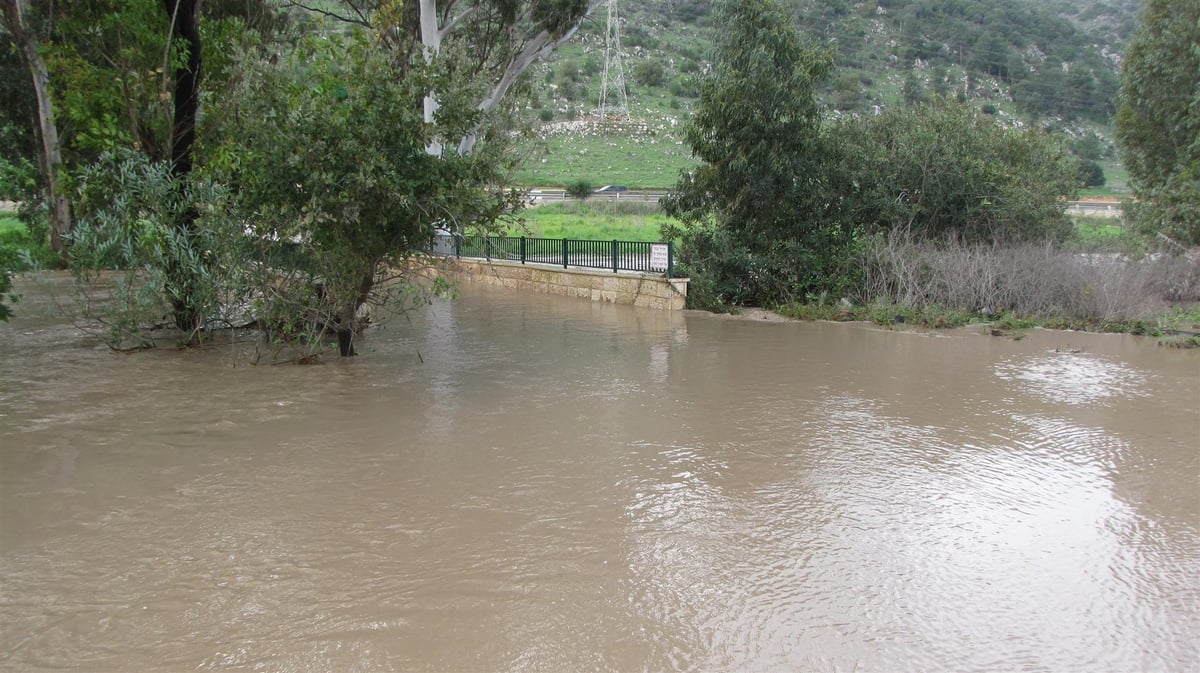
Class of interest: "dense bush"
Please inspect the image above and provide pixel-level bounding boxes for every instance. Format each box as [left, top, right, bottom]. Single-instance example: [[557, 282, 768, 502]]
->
[[663, 0, 853, 310], [68, 150, 238, 349], [665, 1, 1085, 312], [565, 179, 593, 199], [633, 60, 666, 88], [834, 100, 1078, 246], [668, 76, 700, 99], [1078, 160, 1106, 188]]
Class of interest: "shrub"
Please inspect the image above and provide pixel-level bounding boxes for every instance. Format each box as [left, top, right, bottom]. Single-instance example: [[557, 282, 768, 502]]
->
[[565, 179, 593, 199], [634, 60, 666, 88], [1078, 159, 1106, 187]]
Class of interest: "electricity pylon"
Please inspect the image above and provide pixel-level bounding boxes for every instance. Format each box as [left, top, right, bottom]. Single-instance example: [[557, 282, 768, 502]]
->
[[597, 0, 629, 119]]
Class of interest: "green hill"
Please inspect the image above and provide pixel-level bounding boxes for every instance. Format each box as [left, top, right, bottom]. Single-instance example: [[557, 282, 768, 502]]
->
[[514, 0, 1139, 190]]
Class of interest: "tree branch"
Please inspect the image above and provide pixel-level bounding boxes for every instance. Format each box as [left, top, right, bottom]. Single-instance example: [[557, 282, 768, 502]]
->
[[456, 0, 603, 155], [438, 4, 476, 39], [279, 0, 371, 27]]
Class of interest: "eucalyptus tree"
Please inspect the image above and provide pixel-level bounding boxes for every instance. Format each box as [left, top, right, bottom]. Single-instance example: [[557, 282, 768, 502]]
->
[[1116, 0, 1200, 246], [391, 0, 601, 157], [662, 0, 844, 308], [0, 0, 72, 252], [51, 0, 291, 345]]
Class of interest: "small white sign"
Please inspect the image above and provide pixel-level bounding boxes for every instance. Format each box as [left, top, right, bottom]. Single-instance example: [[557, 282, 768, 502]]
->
[[650, 244, 669, 271]]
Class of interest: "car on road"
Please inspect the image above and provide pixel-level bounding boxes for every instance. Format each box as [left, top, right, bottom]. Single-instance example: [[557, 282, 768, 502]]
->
[[594, 185, 629, 194]]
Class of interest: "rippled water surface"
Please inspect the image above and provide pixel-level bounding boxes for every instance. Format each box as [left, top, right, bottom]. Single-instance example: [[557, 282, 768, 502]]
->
[[2, 274, 1198, 672]]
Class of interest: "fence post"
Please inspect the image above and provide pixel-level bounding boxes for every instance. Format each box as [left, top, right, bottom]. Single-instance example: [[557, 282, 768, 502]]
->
[[562, 238, 569, 269], [612, 240, 619, 273], [454, 234, 461, 258], [520, 237, 526, 264], [667, 241, 674, 279]]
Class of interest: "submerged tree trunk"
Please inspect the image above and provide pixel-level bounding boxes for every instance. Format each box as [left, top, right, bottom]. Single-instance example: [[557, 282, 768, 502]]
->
[[2, 0, 73, 253], [163, 0, 203, 335], [335, 266, 378, 357]]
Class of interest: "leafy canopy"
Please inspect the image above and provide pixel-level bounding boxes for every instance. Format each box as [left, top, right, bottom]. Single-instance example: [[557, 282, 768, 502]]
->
[[664, 0, 847, 308], [834, 100, 1078, 245], [1115, 0, 1200, 246]]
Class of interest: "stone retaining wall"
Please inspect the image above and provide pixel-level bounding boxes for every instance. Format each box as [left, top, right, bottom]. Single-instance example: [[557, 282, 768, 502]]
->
[[431, 257, 689, 310]]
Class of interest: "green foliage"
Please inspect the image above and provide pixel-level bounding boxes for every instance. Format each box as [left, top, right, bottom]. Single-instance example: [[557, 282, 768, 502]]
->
[[1070, 216, 1125, 249], [42, 0, 174, 160], [0, 264, 12, 321], [1071, 131, 1106, 161], [0, 213, 59, 273], [0, 210, 24, 322], [1077, 160, 1106, 188], [832, 72, 866, 111], [210, 31, 516, 355], [0, 31, 38, 165], [1115, 0, 1200, 246], [901, 69, 926, 106], [565, 179, 594, 199], [633, 60, 666, 88], [0, 155, 39, 203], [663, 0, 851, 309], [509, 200, 673, 240], [68, 149, 238, 349], [834, 100, 1078, 245]]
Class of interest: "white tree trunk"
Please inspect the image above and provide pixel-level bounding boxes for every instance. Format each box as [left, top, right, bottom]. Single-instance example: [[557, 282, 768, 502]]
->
[[2, 0, 72, 251], [419, 0, 603, 157], [419, 0, 443, 155]]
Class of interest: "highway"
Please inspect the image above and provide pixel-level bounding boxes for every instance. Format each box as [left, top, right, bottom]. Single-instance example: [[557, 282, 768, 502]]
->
[[526, 189, 1127, 218]]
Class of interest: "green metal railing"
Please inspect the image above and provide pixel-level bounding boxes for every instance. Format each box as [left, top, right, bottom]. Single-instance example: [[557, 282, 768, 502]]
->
[[432, 234, 675, 278]]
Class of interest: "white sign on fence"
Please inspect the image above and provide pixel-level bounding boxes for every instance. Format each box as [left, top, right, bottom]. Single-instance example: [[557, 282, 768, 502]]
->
[[650, 244, 669, 272]]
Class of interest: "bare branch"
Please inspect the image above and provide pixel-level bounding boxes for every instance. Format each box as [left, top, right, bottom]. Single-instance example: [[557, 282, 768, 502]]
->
[[279, 0, 371, 27]]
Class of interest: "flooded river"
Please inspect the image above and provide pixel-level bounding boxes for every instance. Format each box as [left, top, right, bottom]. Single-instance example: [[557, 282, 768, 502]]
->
[[1, 273, 1197, 672]]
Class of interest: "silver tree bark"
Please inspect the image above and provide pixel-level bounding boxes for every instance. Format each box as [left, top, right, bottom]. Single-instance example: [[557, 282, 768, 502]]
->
[[417, 0, 603, 157], [1, 0, 72, 252]]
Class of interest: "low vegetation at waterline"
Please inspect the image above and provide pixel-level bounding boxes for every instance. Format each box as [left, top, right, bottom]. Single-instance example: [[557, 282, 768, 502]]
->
[[493, 200, 1200, 343], [777, 232, 1200, 341], [651, 0, 1199, 348]]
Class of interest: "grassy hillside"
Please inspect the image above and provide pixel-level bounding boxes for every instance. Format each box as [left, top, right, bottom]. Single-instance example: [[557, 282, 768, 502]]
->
[[513, 0, 1137, 191]]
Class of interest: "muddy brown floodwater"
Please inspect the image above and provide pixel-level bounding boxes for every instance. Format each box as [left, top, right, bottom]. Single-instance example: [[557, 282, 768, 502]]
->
[[1, 272, 1198, 672]]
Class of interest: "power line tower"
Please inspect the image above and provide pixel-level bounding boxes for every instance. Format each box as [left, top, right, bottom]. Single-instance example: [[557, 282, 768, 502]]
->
[[596, 0, 629, 119]]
